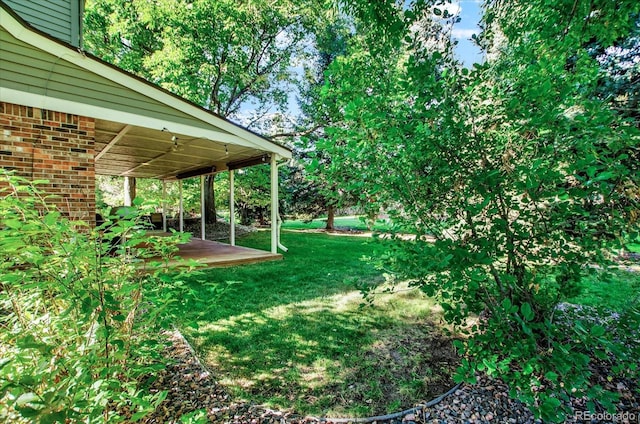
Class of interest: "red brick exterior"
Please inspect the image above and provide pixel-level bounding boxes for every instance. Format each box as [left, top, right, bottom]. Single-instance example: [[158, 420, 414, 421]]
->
[[0, 102, 96, 224]]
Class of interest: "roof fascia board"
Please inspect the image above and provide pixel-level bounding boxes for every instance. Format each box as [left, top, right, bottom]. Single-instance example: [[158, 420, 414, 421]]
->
[[0, 87, 262, 150], [0, 5, 292, 159]]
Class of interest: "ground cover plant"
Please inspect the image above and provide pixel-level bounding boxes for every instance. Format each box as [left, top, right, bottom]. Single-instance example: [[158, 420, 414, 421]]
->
[[173, 231, 460, 417]]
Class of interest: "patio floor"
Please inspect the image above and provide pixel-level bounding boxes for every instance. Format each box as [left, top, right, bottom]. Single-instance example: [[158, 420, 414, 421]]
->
[[172, 237, 282, 267]]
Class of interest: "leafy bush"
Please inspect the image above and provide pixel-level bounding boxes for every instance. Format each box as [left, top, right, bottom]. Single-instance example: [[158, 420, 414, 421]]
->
[[0, 173, 196, 423], [319, 1, 640, 421]]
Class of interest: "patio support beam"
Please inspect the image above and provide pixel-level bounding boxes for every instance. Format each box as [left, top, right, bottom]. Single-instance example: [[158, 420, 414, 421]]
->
[[229, 170, 236, 246], [179, 180, 184, 233], [162, 180, 167, 232], [95, 124, 131, 161], [270, 154, 278, 254], [200, 175, 206, 240]]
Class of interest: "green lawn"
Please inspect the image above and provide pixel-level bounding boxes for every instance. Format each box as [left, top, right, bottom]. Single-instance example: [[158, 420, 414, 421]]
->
[[281, 215, 392, 232], [569, 268, 640, 310], [173, 231, 458, 417], [170, 231, 638, 417]]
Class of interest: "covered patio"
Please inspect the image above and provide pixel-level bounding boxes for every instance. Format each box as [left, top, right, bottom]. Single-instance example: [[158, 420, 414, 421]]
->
[[93, 117, 291, 267], [1, 1, 291, 265], [172, 237, 281, 267], [94, 116, 291, 265], [92, 109, 291, 266]]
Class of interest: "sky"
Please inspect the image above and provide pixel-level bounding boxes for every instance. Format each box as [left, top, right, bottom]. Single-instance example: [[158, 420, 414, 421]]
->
[[450, 0, 484, 66], [239, 0, 485, 127]]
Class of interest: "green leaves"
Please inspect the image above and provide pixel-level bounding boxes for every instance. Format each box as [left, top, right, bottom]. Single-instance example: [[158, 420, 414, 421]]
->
[[520, 302, 535, 322], [0, 173, 198, 422], [85, 0, 324, 118], [313, 1, 640, 422]]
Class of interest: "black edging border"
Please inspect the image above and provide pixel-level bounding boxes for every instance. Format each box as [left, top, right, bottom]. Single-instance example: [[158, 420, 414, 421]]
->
[[173, 328, 463, 423], [308, 383, 463, 423]]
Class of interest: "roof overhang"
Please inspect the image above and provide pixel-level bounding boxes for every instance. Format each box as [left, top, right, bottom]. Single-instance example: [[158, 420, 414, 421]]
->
[[0, 1, 292, 180]]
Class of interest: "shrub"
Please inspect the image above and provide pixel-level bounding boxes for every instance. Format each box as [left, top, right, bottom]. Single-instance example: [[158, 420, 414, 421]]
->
[[0, 173, 196, 423], [318, 1, 640, 420]]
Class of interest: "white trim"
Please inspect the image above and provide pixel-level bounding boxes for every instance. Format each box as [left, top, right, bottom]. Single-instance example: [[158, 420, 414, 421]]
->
[[179, 180, 184, 233], [0, 87, 260, 150], [162, 180, 167, 232], [229, 169, 235, 246], [270, 154, 278, 254], [200, 175, 206, 241], [0, 6, 292, 159], [276, 160, 288, 252]]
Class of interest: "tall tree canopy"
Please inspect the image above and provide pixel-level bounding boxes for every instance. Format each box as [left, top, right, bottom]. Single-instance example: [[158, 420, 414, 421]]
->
[[85, 0, 323, 118], [84, 0, 326, 221]]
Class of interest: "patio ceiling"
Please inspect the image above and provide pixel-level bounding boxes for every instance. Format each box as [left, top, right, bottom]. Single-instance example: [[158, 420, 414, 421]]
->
[[94, 119, 272, 180]]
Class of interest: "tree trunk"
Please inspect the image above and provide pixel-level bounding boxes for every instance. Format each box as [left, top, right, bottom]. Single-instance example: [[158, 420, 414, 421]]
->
[[204, 175, 217, 224], [124, 177, 136, 206], [326, 204, 335, 230]]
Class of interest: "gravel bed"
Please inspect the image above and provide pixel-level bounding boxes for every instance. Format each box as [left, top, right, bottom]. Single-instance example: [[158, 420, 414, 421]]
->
[[140, 329, 639, 424], [167, 220, 256, 241]]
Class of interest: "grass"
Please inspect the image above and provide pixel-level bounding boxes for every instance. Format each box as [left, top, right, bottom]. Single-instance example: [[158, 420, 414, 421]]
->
[[570, 268, 640, 310], [281, 215, 392, 232], [172, 231, 458, 417], [169, 230, 638, 417]]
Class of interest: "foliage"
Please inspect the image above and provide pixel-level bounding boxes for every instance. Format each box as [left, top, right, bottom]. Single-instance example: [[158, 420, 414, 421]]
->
[[281, 215, 391, 232], [292, 18, 355, 227], [84, 0, 320, 118], [233, 165, 272, 225], [593, 16, 640, 123], [320, 0, 640, 421], [279, 161, 327, 221], [0, 173, 198, 423], [96, 175, 230, 221], [84, 0, 326, 221]]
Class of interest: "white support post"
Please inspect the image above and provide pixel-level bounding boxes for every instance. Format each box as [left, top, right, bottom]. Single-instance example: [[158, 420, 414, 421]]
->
[[179, 180, 184, 233], [162, 180, 167, 232], [270, 154, 278, 254], [200, 175, 206, 240], [229, 170, 236, 246]]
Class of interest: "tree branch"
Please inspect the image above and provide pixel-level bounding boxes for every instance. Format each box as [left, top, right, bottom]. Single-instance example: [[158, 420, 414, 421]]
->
[[270, 124, 323, 138]]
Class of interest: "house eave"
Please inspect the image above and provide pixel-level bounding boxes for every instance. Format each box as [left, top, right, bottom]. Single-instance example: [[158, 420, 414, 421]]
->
[[0, 0, 292, 160]]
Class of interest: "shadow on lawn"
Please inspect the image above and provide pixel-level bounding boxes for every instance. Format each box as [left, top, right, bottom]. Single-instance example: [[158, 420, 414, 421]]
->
[[177, 232, 388, 322], [183, 295, 459, 417], [170, 232, 460, 416]]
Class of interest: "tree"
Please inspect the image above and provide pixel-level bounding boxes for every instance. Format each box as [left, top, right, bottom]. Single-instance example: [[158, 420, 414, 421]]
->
[[84, 0, 322, 222], [593, 16, 640, 123], [294, 19, 351, 230], [322, 0, 640, 420]]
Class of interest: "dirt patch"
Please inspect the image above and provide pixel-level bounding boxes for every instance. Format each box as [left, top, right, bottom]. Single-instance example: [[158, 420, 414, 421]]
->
[[332, 323, 460, 416]]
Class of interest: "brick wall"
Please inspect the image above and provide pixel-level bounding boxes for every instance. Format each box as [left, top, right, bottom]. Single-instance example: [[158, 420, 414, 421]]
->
[[0, 102, 96, 224]]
